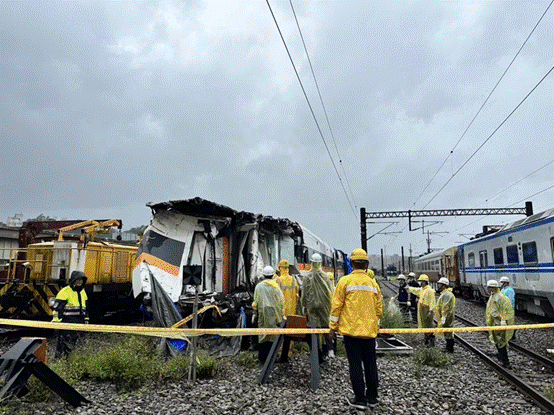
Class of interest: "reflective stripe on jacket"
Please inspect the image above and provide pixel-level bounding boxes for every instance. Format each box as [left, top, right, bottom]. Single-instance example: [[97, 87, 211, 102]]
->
[[329, 269, 383, 338], [54, 285, 88, 321]]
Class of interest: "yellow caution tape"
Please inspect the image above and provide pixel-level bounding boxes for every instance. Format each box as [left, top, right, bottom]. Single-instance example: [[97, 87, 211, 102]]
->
[[1, 319, 554, 340], [171, 305, 221, 328]]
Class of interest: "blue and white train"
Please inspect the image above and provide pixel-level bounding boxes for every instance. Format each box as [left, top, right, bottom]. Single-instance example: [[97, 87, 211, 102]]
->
[[414, 207, 554, 317]]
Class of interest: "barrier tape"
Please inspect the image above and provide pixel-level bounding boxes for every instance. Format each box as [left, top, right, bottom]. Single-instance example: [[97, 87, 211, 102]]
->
[[1, 318, 554, 340], [171, 305, 221, 329]]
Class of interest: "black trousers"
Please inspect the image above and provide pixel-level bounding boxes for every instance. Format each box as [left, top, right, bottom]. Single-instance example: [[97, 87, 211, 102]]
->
[[55, 317, 84, 358], [343, 336, 378, 402]]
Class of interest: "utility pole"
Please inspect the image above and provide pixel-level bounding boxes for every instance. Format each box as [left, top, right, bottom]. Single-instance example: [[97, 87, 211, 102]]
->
[[381, 248, 384, 279], [409, 244, 412, 272], [401, 246, 405, 271], [360, 207, 367, 252]]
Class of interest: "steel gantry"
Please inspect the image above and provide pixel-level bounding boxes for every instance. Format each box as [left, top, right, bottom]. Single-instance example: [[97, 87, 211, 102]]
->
[[360, 202, 533, 252]]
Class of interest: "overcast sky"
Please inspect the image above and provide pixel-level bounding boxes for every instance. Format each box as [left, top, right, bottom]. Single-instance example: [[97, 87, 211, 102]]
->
[[1, 0, 553, 259]]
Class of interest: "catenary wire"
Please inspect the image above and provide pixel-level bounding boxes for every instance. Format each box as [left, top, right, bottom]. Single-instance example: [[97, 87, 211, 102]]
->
[[266, 0, 357, 219], [411, 0, 554, 209], [288, 0, 358, 211], [421, 65, 554, 209]]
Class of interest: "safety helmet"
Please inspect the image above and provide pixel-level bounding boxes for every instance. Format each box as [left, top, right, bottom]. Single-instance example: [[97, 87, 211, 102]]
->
[[263, 266, 275, 277], [311, 253, 322, 263], [408, 272, 416, 278], [397, 274, 406, 280], [418, 274, 429, 282], [279, 259, 289, 268], [367, 269, 375, 279], [350, 248, 369, 261], [486, 279, 499, 288], [499, 276, 509, 283], [438, 277, 449, 286], [327, 272, 334, 282]]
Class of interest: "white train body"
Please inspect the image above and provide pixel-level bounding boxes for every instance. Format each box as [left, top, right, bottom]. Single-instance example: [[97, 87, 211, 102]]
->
[[457, 208, 554, 317]]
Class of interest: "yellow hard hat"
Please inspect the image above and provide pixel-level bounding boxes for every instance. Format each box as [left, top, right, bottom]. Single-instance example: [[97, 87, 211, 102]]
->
[[279, 259, 289, 268], [327, 272, 334, 281], [418, 274, 429, 282], [350, 248, 369, 261], [367, 269, 375, 279]]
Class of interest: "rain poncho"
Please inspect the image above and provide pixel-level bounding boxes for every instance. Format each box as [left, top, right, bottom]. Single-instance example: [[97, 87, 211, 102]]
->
[[252, 279, 285, 343], [276, 264, 299, 317], [501, 286, 516, 310], [408, 285, 436, 328], [486, 289, 514, 348], [434, 288, 455, 339], [301, 262, 333, 327], [330, 269, 383, 338]]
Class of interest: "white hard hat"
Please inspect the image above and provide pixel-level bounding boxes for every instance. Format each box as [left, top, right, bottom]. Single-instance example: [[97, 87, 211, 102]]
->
[[500, 276, 510, 283], [408, 272, 415, 277], [487, 279, 499, 288], [438, 277, 449, 286], [311, 253, 322, 263], [263, 266, 275, 277], [397, 274, 406, 280]]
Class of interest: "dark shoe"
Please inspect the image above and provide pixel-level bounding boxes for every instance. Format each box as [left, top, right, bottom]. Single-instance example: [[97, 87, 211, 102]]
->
[[499, 361, 511, 369], [367, 397, 378, 407], [277, 357, 288, 363], [346, 396, 367, 410]]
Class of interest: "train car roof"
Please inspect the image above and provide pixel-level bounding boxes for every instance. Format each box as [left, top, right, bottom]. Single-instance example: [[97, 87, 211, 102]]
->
[[299, 224, 334, 256], [460, 207, 554, 248], [414, 249, 445, 261]]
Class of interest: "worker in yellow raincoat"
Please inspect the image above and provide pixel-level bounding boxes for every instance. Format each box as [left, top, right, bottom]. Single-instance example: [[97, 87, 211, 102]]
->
[[408, 274, 436, 346], [486, 279, 514, 368], [434, 277, 456, 353], [275, 259, 299, 362], [252, 265, 285, 364]]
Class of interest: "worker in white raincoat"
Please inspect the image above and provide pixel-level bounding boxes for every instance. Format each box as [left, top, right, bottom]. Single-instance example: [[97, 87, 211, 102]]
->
[[252, 266, 285, 364]]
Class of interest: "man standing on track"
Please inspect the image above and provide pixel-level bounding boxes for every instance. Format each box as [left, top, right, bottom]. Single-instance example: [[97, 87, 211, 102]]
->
[[486, 279, 514, 368], [301, 253, 333, 361], [407, 272, 419, 324], [434, 277, 456, 353], [330, 248, 383, 410], [408, 274, 436, 346], [396, 274, 409, 320], [500, 276, 517, 340], [52, 271, 89, 358], [252, 265, 285, 365], [275, 259, 299, 363]]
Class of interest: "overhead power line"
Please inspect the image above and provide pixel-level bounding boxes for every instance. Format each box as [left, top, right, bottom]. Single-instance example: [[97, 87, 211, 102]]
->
[[265, 0, 357, 219], [288, 0, 358, 211], [411, 0, 554, 209], [422, 65, 554, 209]]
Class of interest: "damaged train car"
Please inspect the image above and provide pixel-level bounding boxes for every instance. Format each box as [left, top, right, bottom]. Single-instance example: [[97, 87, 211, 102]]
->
[[132, 197, 348, 320]]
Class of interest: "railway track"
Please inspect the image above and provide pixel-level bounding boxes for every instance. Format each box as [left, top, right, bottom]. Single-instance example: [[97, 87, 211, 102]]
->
[[453, 315, 554, 413]]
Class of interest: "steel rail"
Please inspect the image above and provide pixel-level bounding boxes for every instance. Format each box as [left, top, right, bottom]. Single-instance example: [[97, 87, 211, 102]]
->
[[454, 316, 554, 413], [455, 315, 554, 369]]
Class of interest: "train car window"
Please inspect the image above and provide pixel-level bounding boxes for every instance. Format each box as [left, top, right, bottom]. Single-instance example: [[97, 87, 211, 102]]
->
[[468, 252, 475, 267], [522, 242, 538, 265], [493, 248, 504, 267], [506, 245, 519, 264], [137, 230, 185, 268]]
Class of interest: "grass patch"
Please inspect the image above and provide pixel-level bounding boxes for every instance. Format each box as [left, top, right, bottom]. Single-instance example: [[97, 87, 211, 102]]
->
[[413, 346, 449, 367], [233, 351, 259, 369], [545, 386, 554, 401], [380, 298, 406, 329], [20, 334, 220, 404]]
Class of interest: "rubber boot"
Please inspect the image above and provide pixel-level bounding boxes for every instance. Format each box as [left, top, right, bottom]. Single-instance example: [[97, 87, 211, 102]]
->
[[429, 335, 435, 348], [445, 339, 454, 353], [497, 346, 510, 368]]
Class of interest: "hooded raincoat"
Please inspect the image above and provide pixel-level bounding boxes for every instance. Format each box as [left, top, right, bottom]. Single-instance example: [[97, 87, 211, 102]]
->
[[276, 264, 299, 316], [301, 262, 333, 327], [434, 288, 455, 339], [252, 279, 285, 343], [408, 285, 436, 328], [486, 290, 514, 348], [329, 269, 383, 338]]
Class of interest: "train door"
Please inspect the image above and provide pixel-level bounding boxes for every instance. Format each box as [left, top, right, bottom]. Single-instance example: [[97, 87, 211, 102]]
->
[[522, 241, 539, 283], [479, 250, 488, 290]]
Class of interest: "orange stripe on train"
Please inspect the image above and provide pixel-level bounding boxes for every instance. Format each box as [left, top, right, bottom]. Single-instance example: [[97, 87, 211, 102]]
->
[[134, 253, 180, 277]]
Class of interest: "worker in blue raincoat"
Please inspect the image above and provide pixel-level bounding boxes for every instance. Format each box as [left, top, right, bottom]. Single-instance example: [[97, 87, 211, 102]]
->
[[500, 276, 517, 340]]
